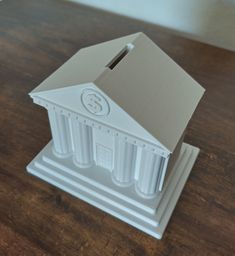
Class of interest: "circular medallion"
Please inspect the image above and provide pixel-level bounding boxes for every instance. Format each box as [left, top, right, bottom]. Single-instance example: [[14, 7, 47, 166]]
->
[[81, 89, 110, 116]]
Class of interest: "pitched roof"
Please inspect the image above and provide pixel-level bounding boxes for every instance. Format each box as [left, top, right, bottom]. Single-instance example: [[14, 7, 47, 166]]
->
[[30, 32, 205, 153], [30, 33, 139, 94]]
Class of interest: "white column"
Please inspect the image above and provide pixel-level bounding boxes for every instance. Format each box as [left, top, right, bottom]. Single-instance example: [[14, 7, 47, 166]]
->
[[112, 139, 137, 186], [48, 110, 72, 157], [136, 150, 163, 197], [71, 120, 94, 168]]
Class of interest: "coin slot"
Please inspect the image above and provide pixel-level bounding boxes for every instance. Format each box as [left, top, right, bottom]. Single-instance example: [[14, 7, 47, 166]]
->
[[106, 43, 134, 70]]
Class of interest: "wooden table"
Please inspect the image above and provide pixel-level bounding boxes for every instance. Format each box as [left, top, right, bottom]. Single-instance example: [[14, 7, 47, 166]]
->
[[0, 0, 234, 255]]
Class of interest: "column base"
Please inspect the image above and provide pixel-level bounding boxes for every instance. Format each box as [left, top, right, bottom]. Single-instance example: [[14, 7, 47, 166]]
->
[[111, 172, 134, 188], [27, 140, 199, 239], [73, 156, 94, 169], [52, 146, 72, 159], [135, 183, 158, 199]]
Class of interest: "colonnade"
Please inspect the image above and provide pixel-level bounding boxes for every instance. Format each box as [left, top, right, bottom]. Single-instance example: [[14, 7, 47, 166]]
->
[[48, 110, 166, 197]]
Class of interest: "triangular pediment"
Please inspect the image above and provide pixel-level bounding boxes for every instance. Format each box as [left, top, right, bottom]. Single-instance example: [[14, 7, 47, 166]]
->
[[32, 84, 168, 152]]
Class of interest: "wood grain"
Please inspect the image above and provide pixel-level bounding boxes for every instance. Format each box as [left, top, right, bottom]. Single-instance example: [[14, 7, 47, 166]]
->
[[0, 0, 234, 255]]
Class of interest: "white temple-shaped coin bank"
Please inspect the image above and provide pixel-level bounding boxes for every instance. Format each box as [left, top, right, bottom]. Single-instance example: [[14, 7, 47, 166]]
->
[[27, 32, 205, 239]]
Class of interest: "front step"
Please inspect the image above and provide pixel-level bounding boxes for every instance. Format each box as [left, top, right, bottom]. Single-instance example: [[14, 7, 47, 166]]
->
[[27, 141, 199, 239]]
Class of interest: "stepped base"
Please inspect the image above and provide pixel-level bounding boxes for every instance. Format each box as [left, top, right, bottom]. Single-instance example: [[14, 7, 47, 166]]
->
[[27, 141, 199, 239]]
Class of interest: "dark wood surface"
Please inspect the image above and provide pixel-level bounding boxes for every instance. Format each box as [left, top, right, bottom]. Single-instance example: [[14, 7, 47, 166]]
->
[[0, 0, 235, 255]]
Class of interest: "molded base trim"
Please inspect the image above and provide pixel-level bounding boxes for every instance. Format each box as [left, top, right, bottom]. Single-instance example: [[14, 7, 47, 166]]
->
[[27, 141, 199, 239]]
